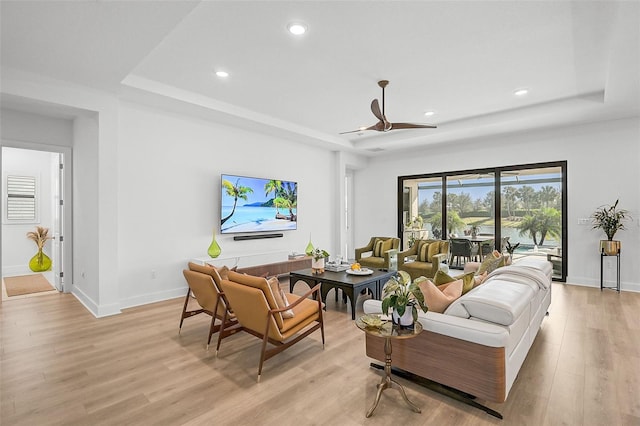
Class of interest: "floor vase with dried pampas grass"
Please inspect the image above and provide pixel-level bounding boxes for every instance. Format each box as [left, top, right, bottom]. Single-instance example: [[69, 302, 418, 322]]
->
[[27, 226, 52, 272]]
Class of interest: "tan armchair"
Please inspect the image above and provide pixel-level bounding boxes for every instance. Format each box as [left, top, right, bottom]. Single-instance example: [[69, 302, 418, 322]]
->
[[180, 262, 241, 349], [398, 239, 450, 281], [217, 270, 324, 380], [355, 237, 400, 270]]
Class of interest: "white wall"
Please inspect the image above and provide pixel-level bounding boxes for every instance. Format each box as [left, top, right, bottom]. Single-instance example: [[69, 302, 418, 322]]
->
[[0, 109, 73, 147], [353, 117, 640, 292], [116, 102, 336, 308]]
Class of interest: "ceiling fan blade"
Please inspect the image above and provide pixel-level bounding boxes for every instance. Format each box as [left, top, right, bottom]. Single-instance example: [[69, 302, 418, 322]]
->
[[389, 122, 438, 130], [370, 99, 385, 122], [339, 123, 379, 134]]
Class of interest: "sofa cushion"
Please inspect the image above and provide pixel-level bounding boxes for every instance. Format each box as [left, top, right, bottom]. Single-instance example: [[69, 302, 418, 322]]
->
[[513, 256, 553, 279], [453, 280, 534, 326]]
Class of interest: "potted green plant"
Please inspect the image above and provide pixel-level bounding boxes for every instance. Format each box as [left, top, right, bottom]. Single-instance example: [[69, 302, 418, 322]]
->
[[311, 247, 329, 274], [591, 199, 630, 255], [381, 271, 428, 328]]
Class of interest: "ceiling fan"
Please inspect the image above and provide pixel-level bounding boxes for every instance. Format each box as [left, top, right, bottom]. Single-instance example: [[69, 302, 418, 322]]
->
[[340, 80, 437, 134]]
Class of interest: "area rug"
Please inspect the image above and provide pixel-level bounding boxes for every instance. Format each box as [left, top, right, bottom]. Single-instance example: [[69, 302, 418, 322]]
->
[[4, 274, 54, 297]]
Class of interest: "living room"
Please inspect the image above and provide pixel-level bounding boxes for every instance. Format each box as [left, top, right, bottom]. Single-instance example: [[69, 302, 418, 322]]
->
[[1, 1, 639, 424]]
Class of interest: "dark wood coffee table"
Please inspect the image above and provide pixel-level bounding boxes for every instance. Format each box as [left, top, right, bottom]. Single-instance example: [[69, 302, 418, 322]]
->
[[289, 268, 396, 320]]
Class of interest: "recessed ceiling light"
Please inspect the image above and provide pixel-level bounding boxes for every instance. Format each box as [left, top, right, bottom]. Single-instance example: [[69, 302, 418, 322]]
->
[[424, 111, 435, 117], [287, 22, 307, 35], [514, 88, 529, 96], [215, 70, 229, 78]]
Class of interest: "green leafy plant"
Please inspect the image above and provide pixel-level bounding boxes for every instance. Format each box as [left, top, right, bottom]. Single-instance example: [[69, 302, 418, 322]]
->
[[311, 248, 329, 261], [505, 241, 520, 256], [381, 271, 428, 321], [591, 199, 630, 240]]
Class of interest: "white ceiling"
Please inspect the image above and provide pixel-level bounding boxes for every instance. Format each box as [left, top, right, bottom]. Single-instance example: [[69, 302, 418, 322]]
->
[[1, 1, 639, 155]]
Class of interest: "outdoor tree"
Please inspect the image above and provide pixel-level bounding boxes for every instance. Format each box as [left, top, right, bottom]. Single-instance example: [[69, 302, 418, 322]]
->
[[517, 186, 536, 214], [502, 186, 518, 218], [516, 208, 561, 246], [538, 185, 559, 208]]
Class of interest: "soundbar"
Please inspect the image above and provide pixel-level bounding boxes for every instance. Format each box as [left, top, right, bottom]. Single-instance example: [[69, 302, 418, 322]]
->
[[233, 233, 283, 241]]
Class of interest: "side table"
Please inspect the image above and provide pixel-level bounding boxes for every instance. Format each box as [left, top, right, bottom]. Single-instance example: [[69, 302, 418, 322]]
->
[[355, 316, 422, 418]]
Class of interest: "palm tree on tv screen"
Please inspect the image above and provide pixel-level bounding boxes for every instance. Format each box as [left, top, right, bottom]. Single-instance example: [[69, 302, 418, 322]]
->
[[264, 180, 283, 214], [281, 182, 297, 220], [221, 179, 253, 225]]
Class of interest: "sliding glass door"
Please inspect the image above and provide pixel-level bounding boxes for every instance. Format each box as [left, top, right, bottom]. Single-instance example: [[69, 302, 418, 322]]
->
[[400, 176, 442, 250], [398, 161, 566, 281], [499, 166, 563, 279]]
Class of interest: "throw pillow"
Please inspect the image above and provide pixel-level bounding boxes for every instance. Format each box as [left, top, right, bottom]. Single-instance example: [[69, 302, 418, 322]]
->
[[418, 242, 431, 262], [433, 269, 454, 286], [478, 251, 503, 274], [267, 276, 294, 318], [381, 238, 394, 255], [433, 270, 475, 295], [373, 238, 384, 257], [427, 242, 440, 263], [278, 288, 295, 318], [473, 271, 489, 288], [458, 271, 476, 295], [416, 277, 463, 313]]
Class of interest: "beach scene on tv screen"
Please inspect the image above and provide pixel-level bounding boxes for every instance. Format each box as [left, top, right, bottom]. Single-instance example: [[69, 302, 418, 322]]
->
[[221, 175, 297, 233]]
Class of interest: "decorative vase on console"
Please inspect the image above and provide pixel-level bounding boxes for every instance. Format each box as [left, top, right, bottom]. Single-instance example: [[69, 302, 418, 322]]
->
[[208, 229, 221, 258]]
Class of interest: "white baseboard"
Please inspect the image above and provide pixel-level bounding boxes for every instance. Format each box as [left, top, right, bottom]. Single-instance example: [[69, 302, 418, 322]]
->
[[2, 265, 30, 276], [564, 276, 639, 293], [71, 285, 121, 318], [119, 286, 186, 310]]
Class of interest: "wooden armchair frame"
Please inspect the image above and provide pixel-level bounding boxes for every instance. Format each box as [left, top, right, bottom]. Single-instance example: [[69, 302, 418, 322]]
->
[[217, 271, 325, 380], [180, 263, 241, 349]]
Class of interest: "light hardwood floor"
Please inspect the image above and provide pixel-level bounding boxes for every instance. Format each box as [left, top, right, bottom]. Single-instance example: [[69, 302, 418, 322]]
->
[[1, 281, 639, 425]]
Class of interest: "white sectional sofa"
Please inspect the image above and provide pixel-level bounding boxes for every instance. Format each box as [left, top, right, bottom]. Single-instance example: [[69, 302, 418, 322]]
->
[[363, 256, 552, 403]]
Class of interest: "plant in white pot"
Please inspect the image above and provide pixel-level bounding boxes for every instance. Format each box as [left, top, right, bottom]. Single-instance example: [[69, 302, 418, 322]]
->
[[311, 248, 329, 274], [381, 271, 428, 329], [591, 199, 630, 255]]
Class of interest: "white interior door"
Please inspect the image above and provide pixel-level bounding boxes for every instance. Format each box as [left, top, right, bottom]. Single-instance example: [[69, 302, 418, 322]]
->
[[53, 153, 64, 291]]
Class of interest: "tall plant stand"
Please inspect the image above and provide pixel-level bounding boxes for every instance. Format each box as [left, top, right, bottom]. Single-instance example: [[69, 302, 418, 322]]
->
[[600, 247, 620, 292]]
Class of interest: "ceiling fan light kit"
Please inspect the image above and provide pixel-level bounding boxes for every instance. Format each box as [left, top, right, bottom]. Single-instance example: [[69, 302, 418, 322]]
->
[[341, 80, 437, 134]]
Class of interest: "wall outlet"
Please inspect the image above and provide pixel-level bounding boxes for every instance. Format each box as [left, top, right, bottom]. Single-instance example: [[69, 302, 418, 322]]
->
[[151, 270, 157, 279], [577, 218, 590, 225]]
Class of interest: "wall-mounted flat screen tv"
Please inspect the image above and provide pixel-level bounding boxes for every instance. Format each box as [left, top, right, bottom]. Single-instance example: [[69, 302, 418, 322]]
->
[[220, 174, 298, 234]]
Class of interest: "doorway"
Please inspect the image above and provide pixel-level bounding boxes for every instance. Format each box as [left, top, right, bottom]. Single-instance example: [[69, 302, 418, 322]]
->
[[1, 145, 70, 299]]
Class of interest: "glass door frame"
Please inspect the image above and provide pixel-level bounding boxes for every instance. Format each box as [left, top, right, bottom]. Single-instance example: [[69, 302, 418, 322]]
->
[[398, 161, 567, 281]]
